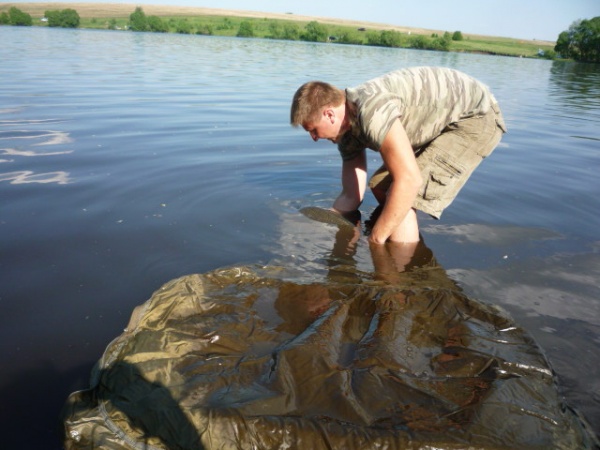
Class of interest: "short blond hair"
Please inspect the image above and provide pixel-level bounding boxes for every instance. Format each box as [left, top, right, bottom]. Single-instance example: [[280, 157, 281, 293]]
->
[[290, 81, 345, 127]]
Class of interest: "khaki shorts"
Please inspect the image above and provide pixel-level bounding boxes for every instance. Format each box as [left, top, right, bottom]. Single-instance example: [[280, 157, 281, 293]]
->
[[369, 103, 507, 219]]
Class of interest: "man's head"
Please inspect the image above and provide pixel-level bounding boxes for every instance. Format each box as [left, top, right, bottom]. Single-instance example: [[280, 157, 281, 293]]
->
[[290, 81, 348, 143]]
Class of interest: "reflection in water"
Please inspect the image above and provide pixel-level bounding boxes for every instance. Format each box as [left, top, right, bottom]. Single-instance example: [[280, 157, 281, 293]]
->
[[549, 61, 600, 102], [0, 129, 73, 146], [423, 222, 561, 245], [450, 248, 600, 326], [62, 215, 599, 448], [273, 215, 464, 340], [0, 170, 71, 185], [273, 205, 460, 288], [0, 117, 73, 184], [1, 148, 73, 157], [274, 207, 600, 439], [311, 206, 464, 290], [271, 206, 503, 345], [548, 61, 600, 133], [448, 245, 600, 432]]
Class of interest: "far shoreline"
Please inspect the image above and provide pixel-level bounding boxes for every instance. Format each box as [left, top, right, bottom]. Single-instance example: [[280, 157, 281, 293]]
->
[[1, 2, 558, 58], [1, 2, 554, 45]]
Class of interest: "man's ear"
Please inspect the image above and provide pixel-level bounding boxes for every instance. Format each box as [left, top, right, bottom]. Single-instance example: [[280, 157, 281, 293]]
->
[[324, 107, 335, 123]]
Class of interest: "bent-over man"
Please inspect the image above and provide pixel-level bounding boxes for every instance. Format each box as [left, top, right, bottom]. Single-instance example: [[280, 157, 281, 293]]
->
[[290, 66, 506, 245]]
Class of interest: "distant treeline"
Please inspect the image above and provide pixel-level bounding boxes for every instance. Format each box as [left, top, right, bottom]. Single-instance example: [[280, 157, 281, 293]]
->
[[126, 6, 460, 52], [4, 5, 595, 61], [554, 17, 600, 63], [0, 6, 80, 28]]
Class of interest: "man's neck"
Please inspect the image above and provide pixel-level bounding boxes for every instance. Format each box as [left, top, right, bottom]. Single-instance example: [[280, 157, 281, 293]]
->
[[340, 100, 355, 134]]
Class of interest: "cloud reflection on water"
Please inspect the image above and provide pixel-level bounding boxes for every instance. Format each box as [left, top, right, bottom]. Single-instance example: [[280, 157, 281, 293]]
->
[[0, 170, 71, 185], [446, 242, 600, 430], [449, 248, 600, 326], [423, 223, 561, 246], [0, 119, 73, 184]]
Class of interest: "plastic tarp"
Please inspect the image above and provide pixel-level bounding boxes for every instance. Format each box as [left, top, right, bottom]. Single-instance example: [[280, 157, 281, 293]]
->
[[62, 262, 599, 449]]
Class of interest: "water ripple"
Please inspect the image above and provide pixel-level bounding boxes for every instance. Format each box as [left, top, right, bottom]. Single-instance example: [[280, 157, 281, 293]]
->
[[0, 170, 71, 184], [0, 115, 73, 183]]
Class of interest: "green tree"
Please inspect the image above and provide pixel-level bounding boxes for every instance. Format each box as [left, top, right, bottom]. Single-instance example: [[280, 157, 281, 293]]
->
[[9, 6, 32, 26], [45, 9, 60, 25], [409, 35, 430, 49], [300, 20, 329, 42], [452, 30, 463, 41], [366, 30, 404, 47], [60, 9, 80, 28], [366, 31, 382, 46], [147, 15, 168, 33], [129, 7, 148, 32], [108, 18, 117, 30], [237, 20, 254, 37], [432, 32, 452, 51], [45, 9, 80, 28], [337, 30, 363, 45], [381, 30, 404, 47], [555, 17, 600, 63], [196, 24, 214, 35], [555, 30, 573, 58], [540, 49, 556, 60], [175, 20, 192, 34], [0, 12, 9, 25], [282, 23, 300, 40], [217, 18, 234, 30], [576, 17, 600, 62], [268, 21, 283, 39], [301, 21, 328, 42]]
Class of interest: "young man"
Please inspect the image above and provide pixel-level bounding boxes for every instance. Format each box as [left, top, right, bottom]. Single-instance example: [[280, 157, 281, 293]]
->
[[290, 66, 506, 245]]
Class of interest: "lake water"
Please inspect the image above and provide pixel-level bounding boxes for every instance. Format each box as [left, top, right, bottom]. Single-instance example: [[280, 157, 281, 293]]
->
[[1, 26, 599, 447]]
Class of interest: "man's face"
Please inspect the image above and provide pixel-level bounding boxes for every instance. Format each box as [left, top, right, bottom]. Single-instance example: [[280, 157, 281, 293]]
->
[[302, 109, 343, 144]]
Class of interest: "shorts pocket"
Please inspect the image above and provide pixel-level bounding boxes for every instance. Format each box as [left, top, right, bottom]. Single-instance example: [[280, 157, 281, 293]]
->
[[422, 154, 465, 201]]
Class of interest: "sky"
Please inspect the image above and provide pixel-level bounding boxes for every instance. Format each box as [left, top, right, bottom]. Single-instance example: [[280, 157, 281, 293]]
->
[[8, 0, 600, 41]]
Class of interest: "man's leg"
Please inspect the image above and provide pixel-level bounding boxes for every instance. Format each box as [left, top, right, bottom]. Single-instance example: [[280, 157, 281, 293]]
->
[[412, 106, 505, 218], [389, 207, 419, 243]]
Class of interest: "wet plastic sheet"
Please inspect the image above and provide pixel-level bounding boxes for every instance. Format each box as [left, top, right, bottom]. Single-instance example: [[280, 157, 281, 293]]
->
[[62, 265, 598, 449]]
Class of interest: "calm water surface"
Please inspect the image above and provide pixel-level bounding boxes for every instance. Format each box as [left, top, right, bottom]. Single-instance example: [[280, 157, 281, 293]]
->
[[1, 26, 599, 446]]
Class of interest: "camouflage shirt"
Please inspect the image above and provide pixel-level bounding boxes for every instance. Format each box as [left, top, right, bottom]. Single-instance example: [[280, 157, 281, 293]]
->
[[338, 66, 498, 161]]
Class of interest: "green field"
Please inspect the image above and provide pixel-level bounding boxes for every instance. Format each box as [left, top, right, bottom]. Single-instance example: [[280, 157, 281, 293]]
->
[[76, 15, 555, 58], [1, 3, 557, 58]]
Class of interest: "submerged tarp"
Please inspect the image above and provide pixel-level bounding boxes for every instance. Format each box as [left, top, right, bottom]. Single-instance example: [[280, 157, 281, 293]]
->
[[62, 264, 598, 449]]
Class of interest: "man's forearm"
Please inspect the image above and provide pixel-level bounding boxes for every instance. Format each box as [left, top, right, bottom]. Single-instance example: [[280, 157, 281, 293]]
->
[[334, 151, 367, 213]]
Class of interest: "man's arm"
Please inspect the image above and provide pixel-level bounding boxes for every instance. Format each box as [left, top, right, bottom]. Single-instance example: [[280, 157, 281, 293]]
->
[[332, 150, 367, 213], [369, 119, 422, 244]]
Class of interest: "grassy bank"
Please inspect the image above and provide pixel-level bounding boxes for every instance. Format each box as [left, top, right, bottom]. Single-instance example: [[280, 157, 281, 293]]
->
[[1, 2, 556, 58]]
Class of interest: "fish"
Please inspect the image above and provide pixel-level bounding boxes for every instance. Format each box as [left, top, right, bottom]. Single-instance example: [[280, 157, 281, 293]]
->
[[299, 206, 357, 229]]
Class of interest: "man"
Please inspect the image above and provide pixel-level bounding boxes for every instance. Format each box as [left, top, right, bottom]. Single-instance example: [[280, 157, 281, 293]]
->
[[290, 66, 506, 245]]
